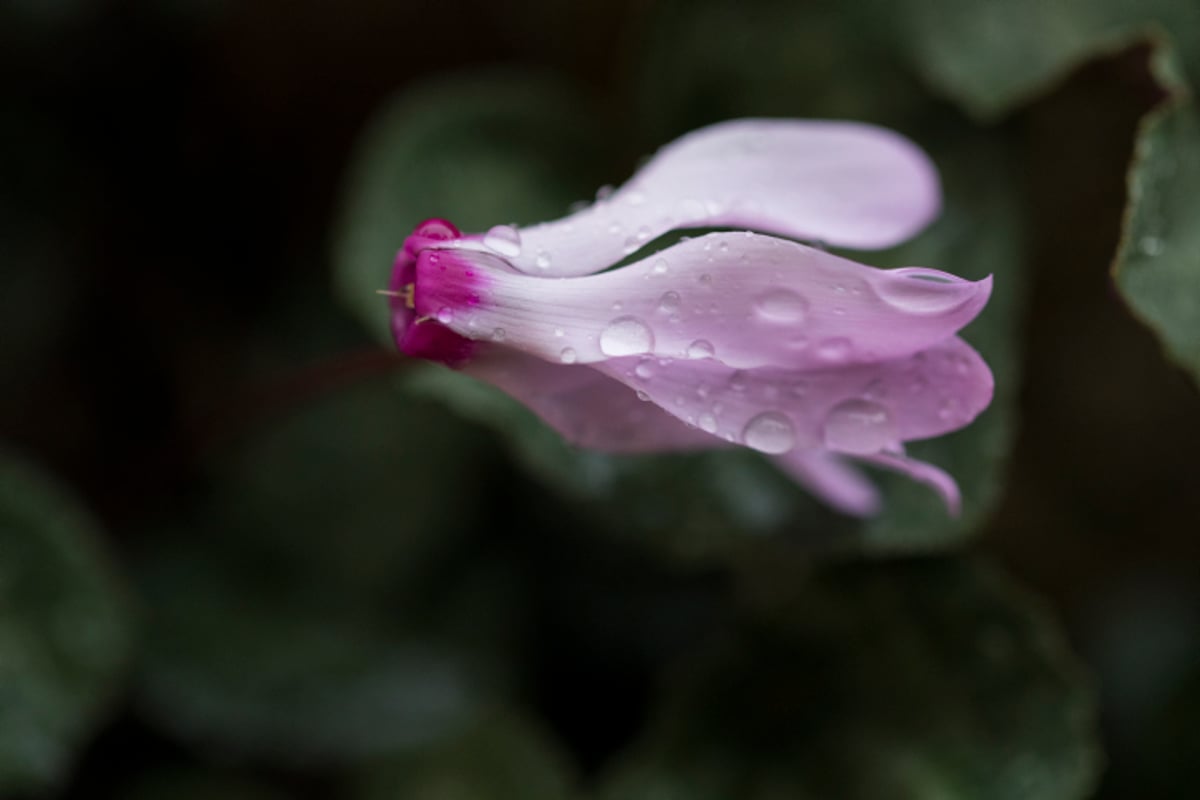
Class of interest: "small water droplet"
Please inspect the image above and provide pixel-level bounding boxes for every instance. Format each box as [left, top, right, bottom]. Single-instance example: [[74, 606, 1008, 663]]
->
[[483, 224, 522, 257], [535, 250, 552, 269], [436, 306, 454, 324], [698, 274, 713, 287], [491, 327, 507, 342], [626, 190, 647, 206], [823, 399, 895, 454], [698, 413, 718, 434], [657, 291, 681, 314], [607, 221, 622, 236], [554, 327, 565, 338], [634, 360, 655, 379], [729, 371, 748, 392], [687, 339, 715, 359], [938, 396, 965, 422], [599, 316, 655, 356], [560, 347, 578, 364], [636, 390, 651, 402], [622, 236, 639, 255], [816, 337, 852, 362], [636, 225, 652, 242], [652, 258, 669, 275], [754, 289, 808, 323], [742, 412, 796, 454], [612, 301, 623, 312]]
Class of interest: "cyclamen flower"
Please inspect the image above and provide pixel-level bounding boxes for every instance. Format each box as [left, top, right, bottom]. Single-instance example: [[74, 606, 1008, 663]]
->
[[384, 119, 993, 516]]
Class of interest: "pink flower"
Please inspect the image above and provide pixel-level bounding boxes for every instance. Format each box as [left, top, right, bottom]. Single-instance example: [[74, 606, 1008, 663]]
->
[[384, 119, 993, 516]]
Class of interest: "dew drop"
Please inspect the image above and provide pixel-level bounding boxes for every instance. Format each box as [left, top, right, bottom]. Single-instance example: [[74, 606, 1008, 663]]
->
[[554, 327, 565, 338], [698, 413, 718, 434], [599, 316, 655, 356], [559, 347, 578, 364], [636, 390, 651, 402], [754, 288, 808, 323], [658, 291, 681, 314], [816, 337, 852, 362], [535, 250, 552, 269], [436, 306, 454, 324], [823, 399, 895, 455], [652, 258, 669, 275], [729, 370, 748, 392], [634, 360, 655, 380], [483, 224, 522, 257], [875, 268, 972, 314], [742, 412, 796, 454], [491, 327, 507, 342], [687, 339, 715, 359], [698, 273, 713, 287], [636, 225, 652, 242], [938, 396, 965, 422], [626, 190, 647, 206]]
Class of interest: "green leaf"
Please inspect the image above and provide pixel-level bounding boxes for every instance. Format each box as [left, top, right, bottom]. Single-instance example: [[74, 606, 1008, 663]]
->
[[354, 711, 577, 800], [599, 558, 1100, 800], [0, 454, 133, 794], [135, 377, 527, 763], [853, 0, 1200, 382], [334, 70, 605, 343]]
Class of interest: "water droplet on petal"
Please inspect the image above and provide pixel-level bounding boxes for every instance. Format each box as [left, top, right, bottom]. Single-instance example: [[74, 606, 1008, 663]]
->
[[491, 327, 507, 342], [658, 291, 681, 314], [698, 413, 718, 434], [754, 289, 808, 323], [636, 390, 651, 402], [729, 371, 748, 392], [816, 337, 852, 362], [938, 396, 965, 422], [823, 399, 895, 455], [652, 258, 669, 275], [554, 327, 565, 338], [742, 412, 796, 454], [687, 339, 715, 359], [698, 274, 713, 287], [599, 316, 654, 356], [626, 190, 647, 206], [436, 306, 454, 324], [634, 360, 655, 379], [636, 225, 652, 242], [875, 268, 973, 314], [483, 225, 522, 257], [535, 251, 552, 269], [559, 347, 577, 364]]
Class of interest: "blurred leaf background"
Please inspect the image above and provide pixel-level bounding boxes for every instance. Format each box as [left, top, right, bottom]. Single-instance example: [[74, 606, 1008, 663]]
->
[[3, 0, 1200, 798]]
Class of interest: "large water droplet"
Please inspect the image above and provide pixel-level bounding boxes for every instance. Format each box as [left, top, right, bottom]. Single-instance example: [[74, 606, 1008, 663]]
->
[[822, 399, 895, 455], [560, 347, 577, 364], [875, 268, 972, 314], [483, 224, 522, 257], [599, 316, 655, 356], [742, 412, 796, 454], [754, 288, 808, 323], [687, 339, 715, 359]]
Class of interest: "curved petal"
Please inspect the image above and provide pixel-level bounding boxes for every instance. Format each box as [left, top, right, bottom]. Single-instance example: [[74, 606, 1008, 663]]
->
[[477, 118, 940, 277], [773, 450, 882, 517], [462, 347, 718, 452], [588, 336, 993, 456], [417, 233, 991, 370], [859, 451, 962, 516]]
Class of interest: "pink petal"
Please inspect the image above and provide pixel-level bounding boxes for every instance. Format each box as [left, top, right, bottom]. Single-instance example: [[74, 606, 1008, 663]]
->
[[773, 450, 882, 517], [859, 451, 962, 516], [462, 346, 718, 452], [416, 234, 991, 371], [589, 336, 992, 455], [479, 118, 940, 277]]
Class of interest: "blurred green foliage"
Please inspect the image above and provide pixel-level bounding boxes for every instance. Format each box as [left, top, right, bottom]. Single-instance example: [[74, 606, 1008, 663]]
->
[[0, 455, 132, 794]]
